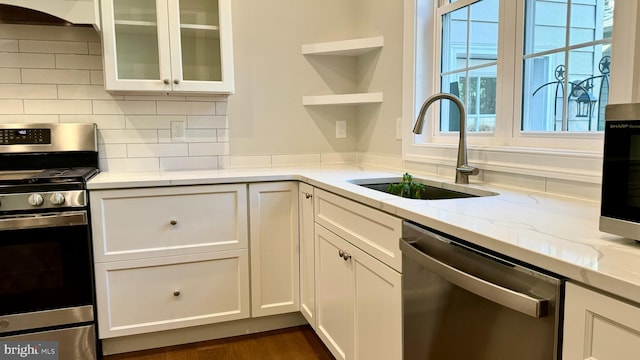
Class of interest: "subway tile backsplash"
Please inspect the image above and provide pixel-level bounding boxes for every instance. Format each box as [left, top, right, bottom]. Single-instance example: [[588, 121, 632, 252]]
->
[[0, 23, 231, 172]]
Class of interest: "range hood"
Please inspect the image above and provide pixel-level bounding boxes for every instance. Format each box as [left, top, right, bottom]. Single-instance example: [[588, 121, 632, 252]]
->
[[0, 0, 99, 30]]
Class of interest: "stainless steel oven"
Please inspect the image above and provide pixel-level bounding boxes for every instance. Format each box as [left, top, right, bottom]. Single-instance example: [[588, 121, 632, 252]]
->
[[0, 123, 99, 360], [600, 103, 640, 240], [401, 221, 563, 360]]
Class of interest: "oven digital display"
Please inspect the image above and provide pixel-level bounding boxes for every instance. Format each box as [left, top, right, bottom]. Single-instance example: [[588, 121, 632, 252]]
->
[[0, 128, 51, 145]]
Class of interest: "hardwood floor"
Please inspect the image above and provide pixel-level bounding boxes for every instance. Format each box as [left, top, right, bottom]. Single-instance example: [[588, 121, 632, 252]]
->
[[102, 325, 335, 360]]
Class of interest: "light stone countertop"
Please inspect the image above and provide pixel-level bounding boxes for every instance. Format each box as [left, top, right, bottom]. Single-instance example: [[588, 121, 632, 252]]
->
[[88, 165, 640, 305]]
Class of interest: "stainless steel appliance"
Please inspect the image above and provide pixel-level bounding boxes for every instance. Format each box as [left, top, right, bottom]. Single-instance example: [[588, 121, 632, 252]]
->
[[600, 103, 640, 241], [0, 123, 99, 360], [401, 221, 563, 360]]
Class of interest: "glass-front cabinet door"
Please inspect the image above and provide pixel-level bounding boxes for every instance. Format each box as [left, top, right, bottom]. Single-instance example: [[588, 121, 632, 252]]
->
[[101, 0, 234, 93]]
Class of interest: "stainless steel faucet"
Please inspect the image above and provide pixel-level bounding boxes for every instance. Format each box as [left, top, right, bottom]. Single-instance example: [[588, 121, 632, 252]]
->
[[412, 93, 479, 184]]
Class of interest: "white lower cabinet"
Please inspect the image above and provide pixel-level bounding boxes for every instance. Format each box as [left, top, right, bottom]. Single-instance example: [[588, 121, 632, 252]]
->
[[90, 184, 250, 339], [563, 282, 640, 360], [90, 181, 402, 357], [315, 224, 402, 360], [248, 182, 300, 317]]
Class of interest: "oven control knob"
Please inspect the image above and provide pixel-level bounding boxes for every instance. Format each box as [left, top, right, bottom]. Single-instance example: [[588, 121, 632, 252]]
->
[[28, 193, 44, 207], [50, 192, 66, 206]]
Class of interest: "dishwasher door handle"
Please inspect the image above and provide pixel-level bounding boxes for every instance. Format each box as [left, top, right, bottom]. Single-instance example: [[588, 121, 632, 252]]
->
[[400, 237, 548, 318]]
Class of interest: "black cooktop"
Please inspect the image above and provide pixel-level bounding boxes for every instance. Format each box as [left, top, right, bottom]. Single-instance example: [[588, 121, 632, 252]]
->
[[0, 167, 98, 184], [0, 167, 99, 194]]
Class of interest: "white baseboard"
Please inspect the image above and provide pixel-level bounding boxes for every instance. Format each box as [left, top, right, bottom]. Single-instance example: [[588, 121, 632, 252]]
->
[[100, 312, 307, 356]]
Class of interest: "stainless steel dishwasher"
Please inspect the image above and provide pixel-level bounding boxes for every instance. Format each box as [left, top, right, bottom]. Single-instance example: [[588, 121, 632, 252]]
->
[[401, 221, 563, 360]]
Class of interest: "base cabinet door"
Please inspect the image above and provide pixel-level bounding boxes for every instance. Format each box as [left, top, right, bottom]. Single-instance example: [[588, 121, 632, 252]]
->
[[299, 183, 316, 328], [94, 251, 250, 338], [353, 241, 402, 360], [315, 224, 402, 360], [249, 182, 300, 317], [315, 225, 353, 360], [563, 282, 640, 360]]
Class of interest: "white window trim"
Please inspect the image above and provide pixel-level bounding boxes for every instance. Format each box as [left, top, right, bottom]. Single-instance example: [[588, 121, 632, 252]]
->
[[402, 0, 640, 184]]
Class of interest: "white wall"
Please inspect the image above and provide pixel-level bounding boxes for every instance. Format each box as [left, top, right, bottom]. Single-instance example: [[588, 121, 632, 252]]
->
[[227, 0, 404, 166]]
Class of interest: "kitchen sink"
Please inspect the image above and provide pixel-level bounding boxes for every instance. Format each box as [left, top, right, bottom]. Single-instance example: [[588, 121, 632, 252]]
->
[[349, 177, 498, 200]]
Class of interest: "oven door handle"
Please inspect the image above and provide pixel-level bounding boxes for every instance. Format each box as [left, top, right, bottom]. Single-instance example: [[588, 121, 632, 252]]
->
[[0, 211, 87, 231], [400, 237, 548, 318]]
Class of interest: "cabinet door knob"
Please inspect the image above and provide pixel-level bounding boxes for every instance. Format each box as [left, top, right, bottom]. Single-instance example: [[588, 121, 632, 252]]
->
[[170, 219, 178, 226], [174, 79, 180, 85], [163, 79, 170, 85], [305, 192, 313, 199], [173, 290, 181, 297], [338, 249, 345, 258], [342, 252, 351, 261]]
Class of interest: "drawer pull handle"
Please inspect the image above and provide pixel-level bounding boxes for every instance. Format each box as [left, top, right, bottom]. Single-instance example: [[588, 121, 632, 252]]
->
[[338, 249, 351, 261], [170, 219, 177, 226], [173, 290, 181, 297]]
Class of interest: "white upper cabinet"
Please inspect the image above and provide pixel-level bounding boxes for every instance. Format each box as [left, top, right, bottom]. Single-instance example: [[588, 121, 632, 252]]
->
[[100, 0, 234, 94]]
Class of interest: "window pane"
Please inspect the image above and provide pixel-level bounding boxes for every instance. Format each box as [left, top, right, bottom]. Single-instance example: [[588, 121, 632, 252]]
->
[[569, 0, 614, 47], [568, 45, 611, 131], [522, 52, 565, 131], [442, 8, 468, 73], [470, 0, 499, 65], [527, 0, 567, 53], [471, 66, 497, 132], [440, 72, 465, 132], [480, 78, 496, 115]]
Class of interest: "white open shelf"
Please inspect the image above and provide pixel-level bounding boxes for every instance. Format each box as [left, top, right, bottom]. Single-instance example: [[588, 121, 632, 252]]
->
[[301, 36, 384, 56], [302, 92, 383, 106]]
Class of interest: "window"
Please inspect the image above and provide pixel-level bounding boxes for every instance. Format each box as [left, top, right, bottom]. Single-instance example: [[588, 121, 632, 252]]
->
[[404, 0, 633, 183], [419, 0, 614, 140]]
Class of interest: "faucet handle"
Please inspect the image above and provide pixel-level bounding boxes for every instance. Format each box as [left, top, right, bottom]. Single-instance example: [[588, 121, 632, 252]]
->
[[456, 165, 479, 176]]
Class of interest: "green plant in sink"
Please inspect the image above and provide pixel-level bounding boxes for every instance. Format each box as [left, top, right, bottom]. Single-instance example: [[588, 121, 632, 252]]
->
[[387, 173, 426, 199]]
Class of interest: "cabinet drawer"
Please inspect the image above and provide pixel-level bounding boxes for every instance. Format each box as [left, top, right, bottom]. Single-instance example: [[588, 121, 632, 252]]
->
[[314, 188, 402, 271], [94, 250, 250, 338], [90, 184, 248, 262]]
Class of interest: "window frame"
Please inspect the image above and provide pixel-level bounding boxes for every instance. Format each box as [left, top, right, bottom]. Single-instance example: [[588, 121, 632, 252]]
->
[[402, 0, 639, 183]]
